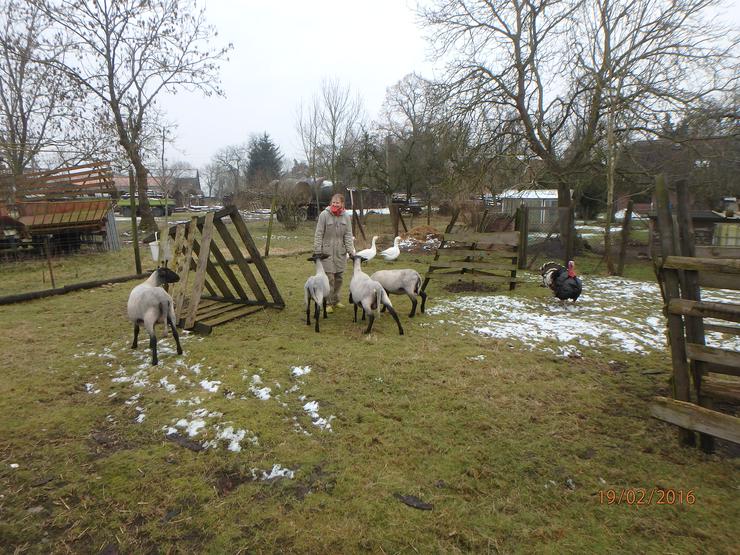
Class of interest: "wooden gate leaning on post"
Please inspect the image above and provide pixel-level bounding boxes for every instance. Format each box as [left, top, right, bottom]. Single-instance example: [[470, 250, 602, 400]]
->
[[422, 230, 521, 292], [651, 176, 740, 451], [166, 206, 284, 335]]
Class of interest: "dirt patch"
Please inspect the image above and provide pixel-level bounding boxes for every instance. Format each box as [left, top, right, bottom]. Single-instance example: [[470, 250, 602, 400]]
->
[[403, 225, 442, 240], [443, 281, 502, 293], [214, 468, 256, 496]]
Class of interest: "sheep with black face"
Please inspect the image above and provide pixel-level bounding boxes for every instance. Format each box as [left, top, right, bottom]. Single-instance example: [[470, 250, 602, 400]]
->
[[127, 267, 183, 365]]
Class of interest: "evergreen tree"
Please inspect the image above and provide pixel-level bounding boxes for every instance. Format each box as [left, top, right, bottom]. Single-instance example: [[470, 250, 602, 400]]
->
[[246, 132, 283, 188]]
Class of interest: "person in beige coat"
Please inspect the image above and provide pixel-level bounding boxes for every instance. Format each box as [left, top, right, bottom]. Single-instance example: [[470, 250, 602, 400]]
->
[[313, 193, 355, 312]]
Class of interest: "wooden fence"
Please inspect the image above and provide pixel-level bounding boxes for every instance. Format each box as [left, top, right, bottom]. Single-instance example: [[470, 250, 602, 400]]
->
[[422, 230, 522, 292], [651, 176, 740, 451]]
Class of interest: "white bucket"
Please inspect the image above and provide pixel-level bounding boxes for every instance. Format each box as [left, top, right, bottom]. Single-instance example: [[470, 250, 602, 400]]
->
[[149, 232, 172, 263]]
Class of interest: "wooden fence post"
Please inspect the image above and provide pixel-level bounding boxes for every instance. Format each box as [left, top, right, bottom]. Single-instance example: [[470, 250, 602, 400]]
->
[[129, 168, 141, 274], [655, 174, 695, 446], [675, 179, 712, 452], [617, 199, 633, 276]]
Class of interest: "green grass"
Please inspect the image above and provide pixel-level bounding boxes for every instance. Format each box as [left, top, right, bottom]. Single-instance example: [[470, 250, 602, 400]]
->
[[1, 217, 737, 553]]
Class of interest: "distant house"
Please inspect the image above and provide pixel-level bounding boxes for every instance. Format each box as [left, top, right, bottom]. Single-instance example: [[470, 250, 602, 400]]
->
[[112, 169, 202, 207], [498, 189, 565, 230]]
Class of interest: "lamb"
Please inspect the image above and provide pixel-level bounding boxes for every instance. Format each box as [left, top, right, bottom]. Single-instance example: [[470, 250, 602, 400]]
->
[[304, 253, 331, 332], [127, 267, 183, 366], [348, 255, 404, 335], [370, 269, 427, 317]]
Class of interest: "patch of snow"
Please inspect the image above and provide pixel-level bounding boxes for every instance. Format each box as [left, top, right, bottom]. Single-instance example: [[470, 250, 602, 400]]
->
[[159, 377, 177, 393], [216, 426, 247, 452], [291, 365, 311, 377], [303, 400, 335, 431], [175, 418, 206, 437], [428, 276, 740, 354], [175, 396, 202, 406], [250, 386, 272, 400], [85, 383, 101, 394], [256, 464, 295, 480], [200, 379, 221, 393]]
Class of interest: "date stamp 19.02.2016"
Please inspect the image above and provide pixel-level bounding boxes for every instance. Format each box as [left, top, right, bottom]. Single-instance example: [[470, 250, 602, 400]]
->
[[598, 488, 696, 506]]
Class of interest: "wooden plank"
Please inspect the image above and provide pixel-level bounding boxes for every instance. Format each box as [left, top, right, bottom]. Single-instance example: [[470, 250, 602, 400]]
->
[[190, 236, 233, 299], [664, 256, 740, 274], [650, 397, 740, 444], [199, 305, 266, 328], [196, 301, 247, 320], [696, 245, 740, 259], [168, 224, 186, 302], [20, 170, 113, 188], [212, 217, 265, 302], [443, 231, 520, 246], [704, 323, 740, 336], [698, 271, 740, 291], [686, 343, 740, 369], [197, 218, 248, 299], [173, 218, 198, 321], [654, 175, 693, 445], [434, 248, 517, 259], [676, 179, 712, 452], [195, 298, 220, 309], [19, 160, 110, 178], [424, 273, 522, 284], [227, 206, 284, 306], [429, 260, 518, 271], [185, 212, 214, 329], [668, 298, 740, 323], [701, 376, 740, 404]]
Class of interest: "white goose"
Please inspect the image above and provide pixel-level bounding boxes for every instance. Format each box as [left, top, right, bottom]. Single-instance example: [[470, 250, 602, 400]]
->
[[355, 235, 379, 262], [379, 236, 401, 261]]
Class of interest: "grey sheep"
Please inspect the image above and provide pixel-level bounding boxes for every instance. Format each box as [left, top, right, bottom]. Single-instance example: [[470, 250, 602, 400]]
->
[[127, 267, 183, 365], [370, 269, 428, 317], [348, 255, 404, 335], [304, 253, 331, 332]]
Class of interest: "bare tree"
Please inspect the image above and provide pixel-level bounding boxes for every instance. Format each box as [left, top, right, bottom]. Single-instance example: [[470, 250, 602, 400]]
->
[[319, 78, 364, 189], [421, 0, 738, 258], [211, 144, 248, 197], [381, 73, 443, 201], [32, 0, 230, 231], [296, 97, 321, 182], [0, 1, 79, 178]]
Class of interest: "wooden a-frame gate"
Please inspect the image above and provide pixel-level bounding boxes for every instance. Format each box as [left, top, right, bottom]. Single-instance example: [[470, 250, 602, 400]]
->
[[161, 206, 284, 335]]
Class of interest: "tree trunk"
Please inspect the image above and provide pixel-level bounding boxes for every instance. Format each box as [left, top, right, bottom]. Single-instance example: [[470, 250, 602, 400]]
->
[[557, 181, 572, 258], [134, 161, 157, 232], [604, 103, 617, 275]]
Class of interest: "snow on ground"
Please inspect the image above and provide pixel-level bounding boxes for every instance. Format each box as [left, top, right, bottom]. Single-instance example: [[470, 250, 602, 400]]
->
[[399, 235, 441, 252], [75, 333, 334, 456], [427, 276, 740, 356]]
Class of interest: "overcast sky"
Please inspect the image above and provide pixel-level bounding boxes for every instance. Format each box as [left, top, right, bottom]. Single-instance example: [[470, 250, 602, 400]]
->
[[162, 0, 438, 169], [161, 0, 740, 172]]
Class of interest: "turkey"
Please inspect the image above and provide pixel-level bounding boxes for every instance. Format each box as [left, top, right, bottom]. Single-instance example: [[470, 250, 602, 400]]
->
[[540, 260, 582, 303]]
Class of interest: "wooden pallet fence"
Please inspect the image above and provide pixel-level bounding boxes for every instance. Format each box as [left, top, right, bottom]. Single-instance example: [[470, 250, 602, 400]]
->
[[652, 175, 740, 451], [422, 230, 521, 292], [166, 206, 284, 335]]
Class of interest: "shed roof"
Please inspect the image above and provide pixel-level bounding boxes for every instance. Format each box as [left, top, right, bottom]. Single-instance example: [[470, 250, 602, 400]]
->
[[499, 189, 560, 200]]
